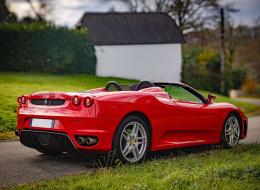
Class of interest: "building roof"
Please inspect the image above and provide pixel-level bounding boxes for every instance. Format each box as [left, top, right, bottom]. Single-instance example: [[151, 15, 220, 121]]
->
[[76, 12, 185, 45]]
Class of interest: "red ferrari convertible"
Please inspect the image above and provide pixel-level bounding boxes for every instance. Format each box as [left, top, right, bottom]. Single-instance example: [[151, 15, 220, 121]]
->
[[16, 81, 247, 163]]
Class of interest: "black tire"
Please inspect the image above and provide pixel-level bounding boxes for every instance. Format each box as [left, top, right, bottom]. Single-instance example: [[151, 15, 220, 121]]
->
[[112, 115, 151, 164], [220, 113, 241, 148], [36, 147, 62, 156]]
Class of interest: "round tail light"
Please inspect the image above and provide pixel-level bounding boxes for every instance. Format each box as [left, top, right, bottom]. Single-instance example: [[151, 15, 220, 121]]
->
[[72, 96, 81, 106], [18, 96, 26, 104], [83, 97, 94, 107], [17, 96, 22, 103]]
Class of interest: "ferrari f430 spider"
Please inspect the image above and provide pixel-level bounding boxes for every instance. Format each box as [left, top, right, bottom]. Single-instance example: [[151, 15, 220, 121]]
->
[[16, 81, 247, 163]]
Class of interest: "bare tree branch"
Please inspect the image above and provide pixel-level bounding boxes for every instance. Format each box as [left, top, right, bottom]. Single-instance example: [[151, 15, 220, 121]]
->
[[114, 0, 221, 32], [24, 0, 50, 22]]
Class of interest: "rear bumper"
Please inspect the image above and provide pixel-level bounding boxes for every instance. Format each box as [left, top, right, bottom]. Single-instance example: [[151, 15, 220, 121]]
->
[[17, 110, 120, 152], [20, 129, 77, 153]]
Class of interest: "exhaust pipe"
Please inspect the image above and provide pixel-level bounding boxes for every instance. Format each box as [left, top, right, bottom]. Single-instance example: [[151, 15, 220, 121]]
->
[[86, 137, 98, 145], [76, 136, 98, 146], [77, 137, 86, 145]]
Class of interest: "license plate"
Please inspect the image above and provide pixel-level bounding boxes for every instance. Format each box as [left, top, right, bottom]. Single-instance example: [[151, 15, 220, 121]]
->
[[30, 118, 55, 128]]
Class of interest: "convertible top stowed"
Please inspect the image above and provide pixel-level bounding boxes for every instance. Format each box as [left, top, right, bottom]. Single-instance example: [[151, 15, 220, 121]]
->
[[16, 80, 248, 164]]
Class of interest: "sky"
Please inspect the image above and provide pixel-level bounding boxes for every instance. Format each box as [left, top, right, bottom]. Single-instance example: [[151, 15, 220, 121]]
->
[[6, 0, 260, 28]]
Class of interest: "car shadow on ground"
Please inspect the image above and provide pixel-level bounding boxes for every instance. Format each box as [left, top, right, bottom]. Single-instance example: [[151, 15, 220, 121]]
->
[[149, 144, 219, 160], [34, 152, 97, 168], [35, 144, 221, 170]]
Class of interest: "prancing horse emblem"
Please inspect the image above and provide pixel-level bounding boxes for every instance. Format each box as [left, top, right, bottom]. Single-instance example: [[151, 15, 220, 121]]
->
[[44, 99, 48, 105]]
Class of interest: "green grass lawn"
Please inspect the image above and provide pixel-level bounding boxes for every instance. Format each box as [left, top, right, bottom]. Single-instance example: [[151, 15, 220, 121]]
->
[[9, 144, 260, 190], [0, 72, 260, 140]]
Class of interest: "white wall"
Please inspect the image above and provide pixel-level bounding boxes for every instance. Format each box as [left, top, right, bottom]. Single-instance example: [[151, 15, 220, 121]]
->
[[95, 43, 182, 82]]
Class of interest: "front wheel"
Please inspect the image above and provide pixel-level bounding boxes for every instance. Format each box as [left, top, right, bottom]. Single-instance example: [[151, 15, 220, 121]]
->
[[221, 114, 241, 148], [113, 115, 151, 164]]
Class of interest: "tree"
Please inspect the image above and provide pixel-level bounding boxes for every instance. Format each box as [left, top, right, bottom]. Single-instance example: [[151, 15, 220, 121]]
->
[[168, 0, 220, 32], [24, 0, 50, 22], [114, 0, 220, 32], [0, 0, 17, 22]]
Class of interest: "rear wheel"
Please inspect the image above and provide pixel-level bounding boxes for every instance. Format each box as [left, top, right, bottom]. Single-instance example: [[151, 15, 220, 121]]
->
[[221, 114, 241, 148], [113, 115, 151, 164]]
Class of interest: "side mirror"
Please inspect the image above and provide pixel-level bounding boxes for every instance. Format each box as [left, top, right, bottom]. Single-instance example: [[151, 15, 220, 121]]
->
[[206, 93, 216, 104]]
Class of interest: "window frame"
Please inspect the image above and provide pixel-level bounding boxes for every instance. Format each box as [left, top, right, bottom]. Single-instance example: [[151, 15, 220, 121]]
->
[[154, 82, 207, 104]]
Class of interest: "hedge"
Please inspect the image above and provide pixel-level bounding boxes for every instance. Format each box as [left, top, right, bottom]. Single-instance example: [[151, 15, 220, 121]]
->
[[182, 46, 245, 95], [0, 23, 96, 74]]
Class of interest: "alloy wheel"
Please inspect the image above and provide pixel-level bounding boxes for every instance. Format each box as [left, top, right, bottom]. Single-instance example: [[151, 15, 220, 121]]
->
[[224, 116, 240, 147], [119, 121, 147, 163]]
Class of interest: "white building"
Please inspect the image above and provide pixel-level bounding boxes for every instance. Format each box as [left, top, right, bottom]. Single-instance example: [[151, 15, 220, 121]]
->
[[76, 12, 184, 82]]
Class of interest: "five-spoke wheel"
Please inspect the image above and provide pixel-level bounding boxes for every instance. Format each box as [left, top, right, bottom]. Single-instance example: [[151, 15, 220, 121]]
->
[[113, 115, 150, 164], [120, 121, 147, 163], [221, 114, 241, 147]]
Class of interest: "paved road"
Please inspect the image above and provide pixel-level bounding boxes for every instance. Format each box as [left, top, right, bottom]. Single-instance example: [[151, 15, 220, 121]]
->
[[0, 117, 259, 188], [240, 116, 260, 144], [0, 142, 95, 188], [235, 98, 260, 106]]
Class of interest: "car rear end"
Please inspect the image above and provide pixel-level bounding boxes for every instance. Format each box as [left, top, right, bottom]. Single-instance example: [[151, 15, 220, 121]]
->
[[16, 92, 114, 154]]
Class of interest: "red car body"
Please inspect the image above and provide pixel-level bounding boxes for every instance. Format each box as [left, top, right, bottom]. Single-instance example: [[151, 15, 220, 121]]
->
[[16, 82, 248, 155]]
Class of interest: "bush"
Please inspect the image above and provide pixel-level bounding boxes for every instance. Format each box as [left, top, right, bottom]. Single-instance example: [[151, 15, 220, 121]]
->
[[242, 78, 258, 95], [231, 68, 246, 89], [182, 47, 221, 93], [182, 46, 246, 95], [0, 23, 96, 74]]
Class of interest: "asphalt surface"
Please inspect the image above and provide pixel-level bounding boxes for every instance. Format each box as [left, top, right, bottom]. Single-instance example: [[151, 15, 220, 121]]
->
[[0, 116, 259, 188], [235, 98, 260, 106], [0, 142, 95, 188], [240, 116, 260, 144]]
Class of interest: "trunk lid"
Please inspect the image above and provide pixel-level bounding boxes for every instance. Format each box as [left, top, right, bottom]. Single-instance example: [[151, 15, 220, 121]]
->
[[29, 92, 80, 100]]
